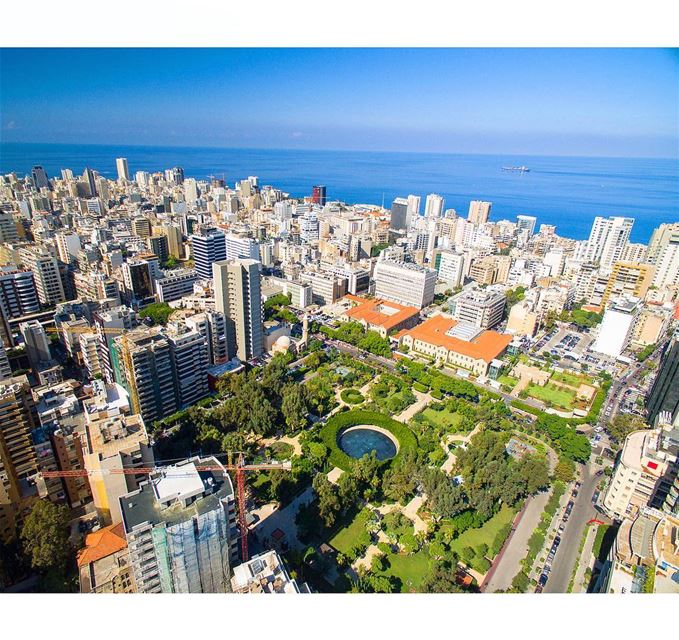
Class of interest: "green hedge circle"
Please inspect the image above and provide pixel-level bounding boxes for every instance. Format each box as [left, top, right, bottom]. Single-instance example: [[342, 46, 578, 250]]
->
[[340, 388, 365, 404], [319, 410, 418, 471]]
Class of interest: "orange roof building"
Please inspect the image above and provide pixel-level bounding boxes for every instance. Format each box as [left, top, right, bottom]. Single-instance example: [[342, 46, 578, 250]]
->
[[77, 523, 135, 593], [397, 314, 512, 376], [339, 295, 421, 337]]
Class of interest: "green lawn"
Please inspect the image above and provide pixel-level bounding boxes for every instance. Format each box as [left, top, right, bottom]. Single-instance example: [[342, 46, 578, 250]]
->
[[551, 371, 591, 387], [448, 504, 516, 558], [525, 382, 576, 410], [329, 509, 371, 555], [418, 407, 463, 431], [377, 548, 432, 592], [498, 375, 519, 388]]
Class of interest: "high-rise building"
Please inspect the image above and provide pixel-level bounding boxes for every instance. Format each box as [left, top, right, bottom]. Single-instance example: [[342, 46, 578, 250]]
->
[[374, 259, 437, 308], [651, 231, 679, 290], [83, 168, 98, 197], [601, 262, 654, 308], [585, 216, 634, 270], [647, 222, 679, 264], [311, 185, 327, 206], [424, 194, 444, 219], [407, 195, 421, 222], [0, 375, 39, 544], [299, 209, 320, 242], [435, 250, 465, 288], [603, 421, 679, 520], [19, 320, 51, 369], [468, 201, 491, 225], [112, 328, 178, 425], [147, 235, 169, 264], [0, 211, 19, 243], [165, 322, 209, 408], [516, 214, 537, 237], [213, 259, 264, 362], [450, 288, 506, 329], [18, 246, 66, 306], [647, 332, 679, 426], [0, 266, 40, 319], [81, 381, 154, 525], [131, 218, 152, 238], [161, 224, 183, 259], [225, 234, 261, 262], [184, 177, 199, 203], [31, 165, 50, 190], [115, 158, 130, 182], [190, 228, 226, 279], [390, 197, 409, 230], [120, 456, 238, 593]]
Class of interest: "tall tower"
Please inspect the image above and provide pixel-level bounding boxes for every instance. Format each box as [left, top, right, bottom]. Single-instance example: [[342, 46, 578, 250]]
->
[[213, 259, 264, 362], [424, 194, 444, 219], [468, 200, 491, 225], [116, 158, 130, 182]]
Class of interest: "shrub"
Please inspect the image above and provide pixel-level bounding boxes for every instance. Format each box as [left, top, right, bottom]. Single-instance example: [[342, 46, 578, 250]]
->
[[413, 382, 429, 393], [340, 388, 365, 405], [319, 410, 418, 471]]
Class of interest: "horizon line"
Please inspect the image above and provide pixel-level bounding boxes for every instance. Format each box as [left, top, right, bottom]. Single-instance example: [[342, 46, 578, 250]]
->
[[1, 139, 677, 162]]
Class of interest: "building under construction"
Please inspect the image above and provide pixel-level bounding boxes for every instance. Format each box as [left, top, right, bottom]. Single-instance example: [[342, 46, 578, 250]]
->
[[119, 456, 239, 593]]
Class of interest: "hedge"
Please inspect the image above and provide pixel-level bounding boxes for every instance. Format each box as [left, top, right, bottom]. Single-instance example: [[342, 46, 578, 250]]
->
[[319, 410, 418, 471], [412, 382, 429, 393], [340, 388, 365, 404]]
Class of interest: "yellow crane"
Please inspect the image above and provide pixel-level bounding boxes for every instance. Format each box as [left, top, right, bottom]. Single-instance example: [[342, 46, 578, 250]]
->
[[47, 324, 140, 415]]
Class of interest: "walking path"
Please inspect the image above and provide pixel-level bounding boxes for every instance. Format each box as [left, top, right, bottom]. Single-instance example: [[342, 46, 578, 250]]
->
[[482, 489, 552, 592], [440, 423, 483, 474], [394, 389, 433, 423], [258, 434, 302, 456], [571, 524, 597, 593], [374, 495, 428, 535]]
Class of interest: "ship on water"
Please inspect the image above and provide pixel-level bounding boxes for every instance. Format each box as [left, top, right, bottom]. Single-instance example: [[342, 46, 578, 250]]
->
[[502, 165, 530, 172]]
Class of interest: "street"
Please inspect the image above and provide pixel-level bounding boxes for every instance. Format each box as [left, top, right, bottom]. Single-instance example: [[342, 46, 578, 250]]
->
[[543, 462, 603, 592]]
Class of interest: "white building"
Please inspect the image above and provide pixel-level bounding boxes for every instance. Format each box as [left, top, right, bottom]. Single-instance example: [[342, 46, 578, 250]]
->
[[437, 250, 465, 288], [592, 296, 640, 358], [585, 216, 634, 271], [374, 258, 437, 309], [424, 194, 444, 220]]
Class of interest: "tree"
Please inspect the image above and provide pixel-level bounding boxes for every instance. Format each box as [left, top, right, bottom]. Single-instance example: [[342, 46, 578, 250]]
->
[[162, 255, 179, 269], [608, 413, 648, 444], [554, 458, 575, 483], [312, 474, 341, 528], [281, 384, 308, 433], [519, 455, 550, 495], [421, 561, 465, 593], [138, 302, 173, 326], [21, 500, 71, 574]]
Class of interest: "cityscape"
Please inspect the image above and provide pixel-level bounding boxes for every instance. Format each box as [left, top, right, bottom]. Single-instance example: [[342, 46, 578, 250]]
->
[[0, 39, 678, 609], [0, 157, 676, 595]]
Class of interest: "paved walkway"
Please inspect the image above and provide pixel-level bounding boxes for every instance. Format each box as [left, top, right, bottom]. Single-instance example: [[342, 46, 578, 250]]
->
[[258, 434, 302, 456], [327, 466, 344, 485], [440, 423, 483, 474], [250, 486, 314, 552], [394, 389, 433, 423], [352, 531, 390, 571], [572, 524, 597, 593], [374, 495, 428, 535], [482, 489, 552, 592]]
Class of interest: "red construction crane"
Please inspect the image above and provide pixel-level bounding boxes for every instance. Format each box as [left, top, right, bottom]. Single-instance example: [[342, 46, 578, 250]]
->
[[41, 455, 291, 562]]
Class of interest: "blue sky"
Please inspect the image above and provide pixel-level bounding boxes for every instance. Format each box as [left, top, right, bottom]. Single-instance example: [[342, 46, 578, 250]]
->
[[1, 48, 678, 157]]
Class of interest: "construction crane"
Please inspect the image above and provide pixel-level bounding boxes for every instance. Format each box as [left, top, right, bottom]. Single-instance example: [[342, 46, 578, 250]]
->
[[46, 324, 140, 415], [41, 454, 291, 562]]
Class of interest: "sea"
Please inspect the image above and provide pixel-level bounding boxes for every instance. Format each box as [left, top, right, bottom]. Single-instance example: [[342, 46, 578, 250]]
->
[[1, 142, 678, 243]]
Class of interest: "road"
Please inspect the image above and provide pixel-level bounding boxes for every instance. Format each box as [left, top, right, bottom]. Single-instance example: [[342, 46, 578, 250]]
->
[[543, 462, 602, 593]]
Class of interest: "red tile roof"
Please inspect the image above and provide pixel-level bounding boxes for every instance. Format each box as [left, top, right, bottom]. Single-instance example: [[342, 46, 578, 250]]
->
[[342, 295, 420, 331], [77, 523, 127, 568], [400, 314, 512, 363]]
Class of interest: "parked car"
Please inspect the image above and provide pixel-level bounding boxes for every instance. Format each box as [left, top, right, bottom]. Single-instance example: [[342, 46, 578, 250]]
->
[[539, 574, 549, 586]]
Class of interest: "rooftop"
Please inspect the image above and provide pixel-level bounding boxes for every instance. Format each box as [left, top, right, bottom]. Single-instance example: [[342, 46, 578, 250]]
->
[[342, 294, 420, 331], [398, 314, 512, 363], [77, 523, 127, 568], [119, 456, 234, 533]]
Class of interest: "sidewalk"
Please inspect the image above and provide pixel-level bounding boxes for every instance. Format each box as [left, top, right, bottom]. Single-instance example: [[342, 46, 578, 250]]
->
[[571, 524, 597, 593]]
